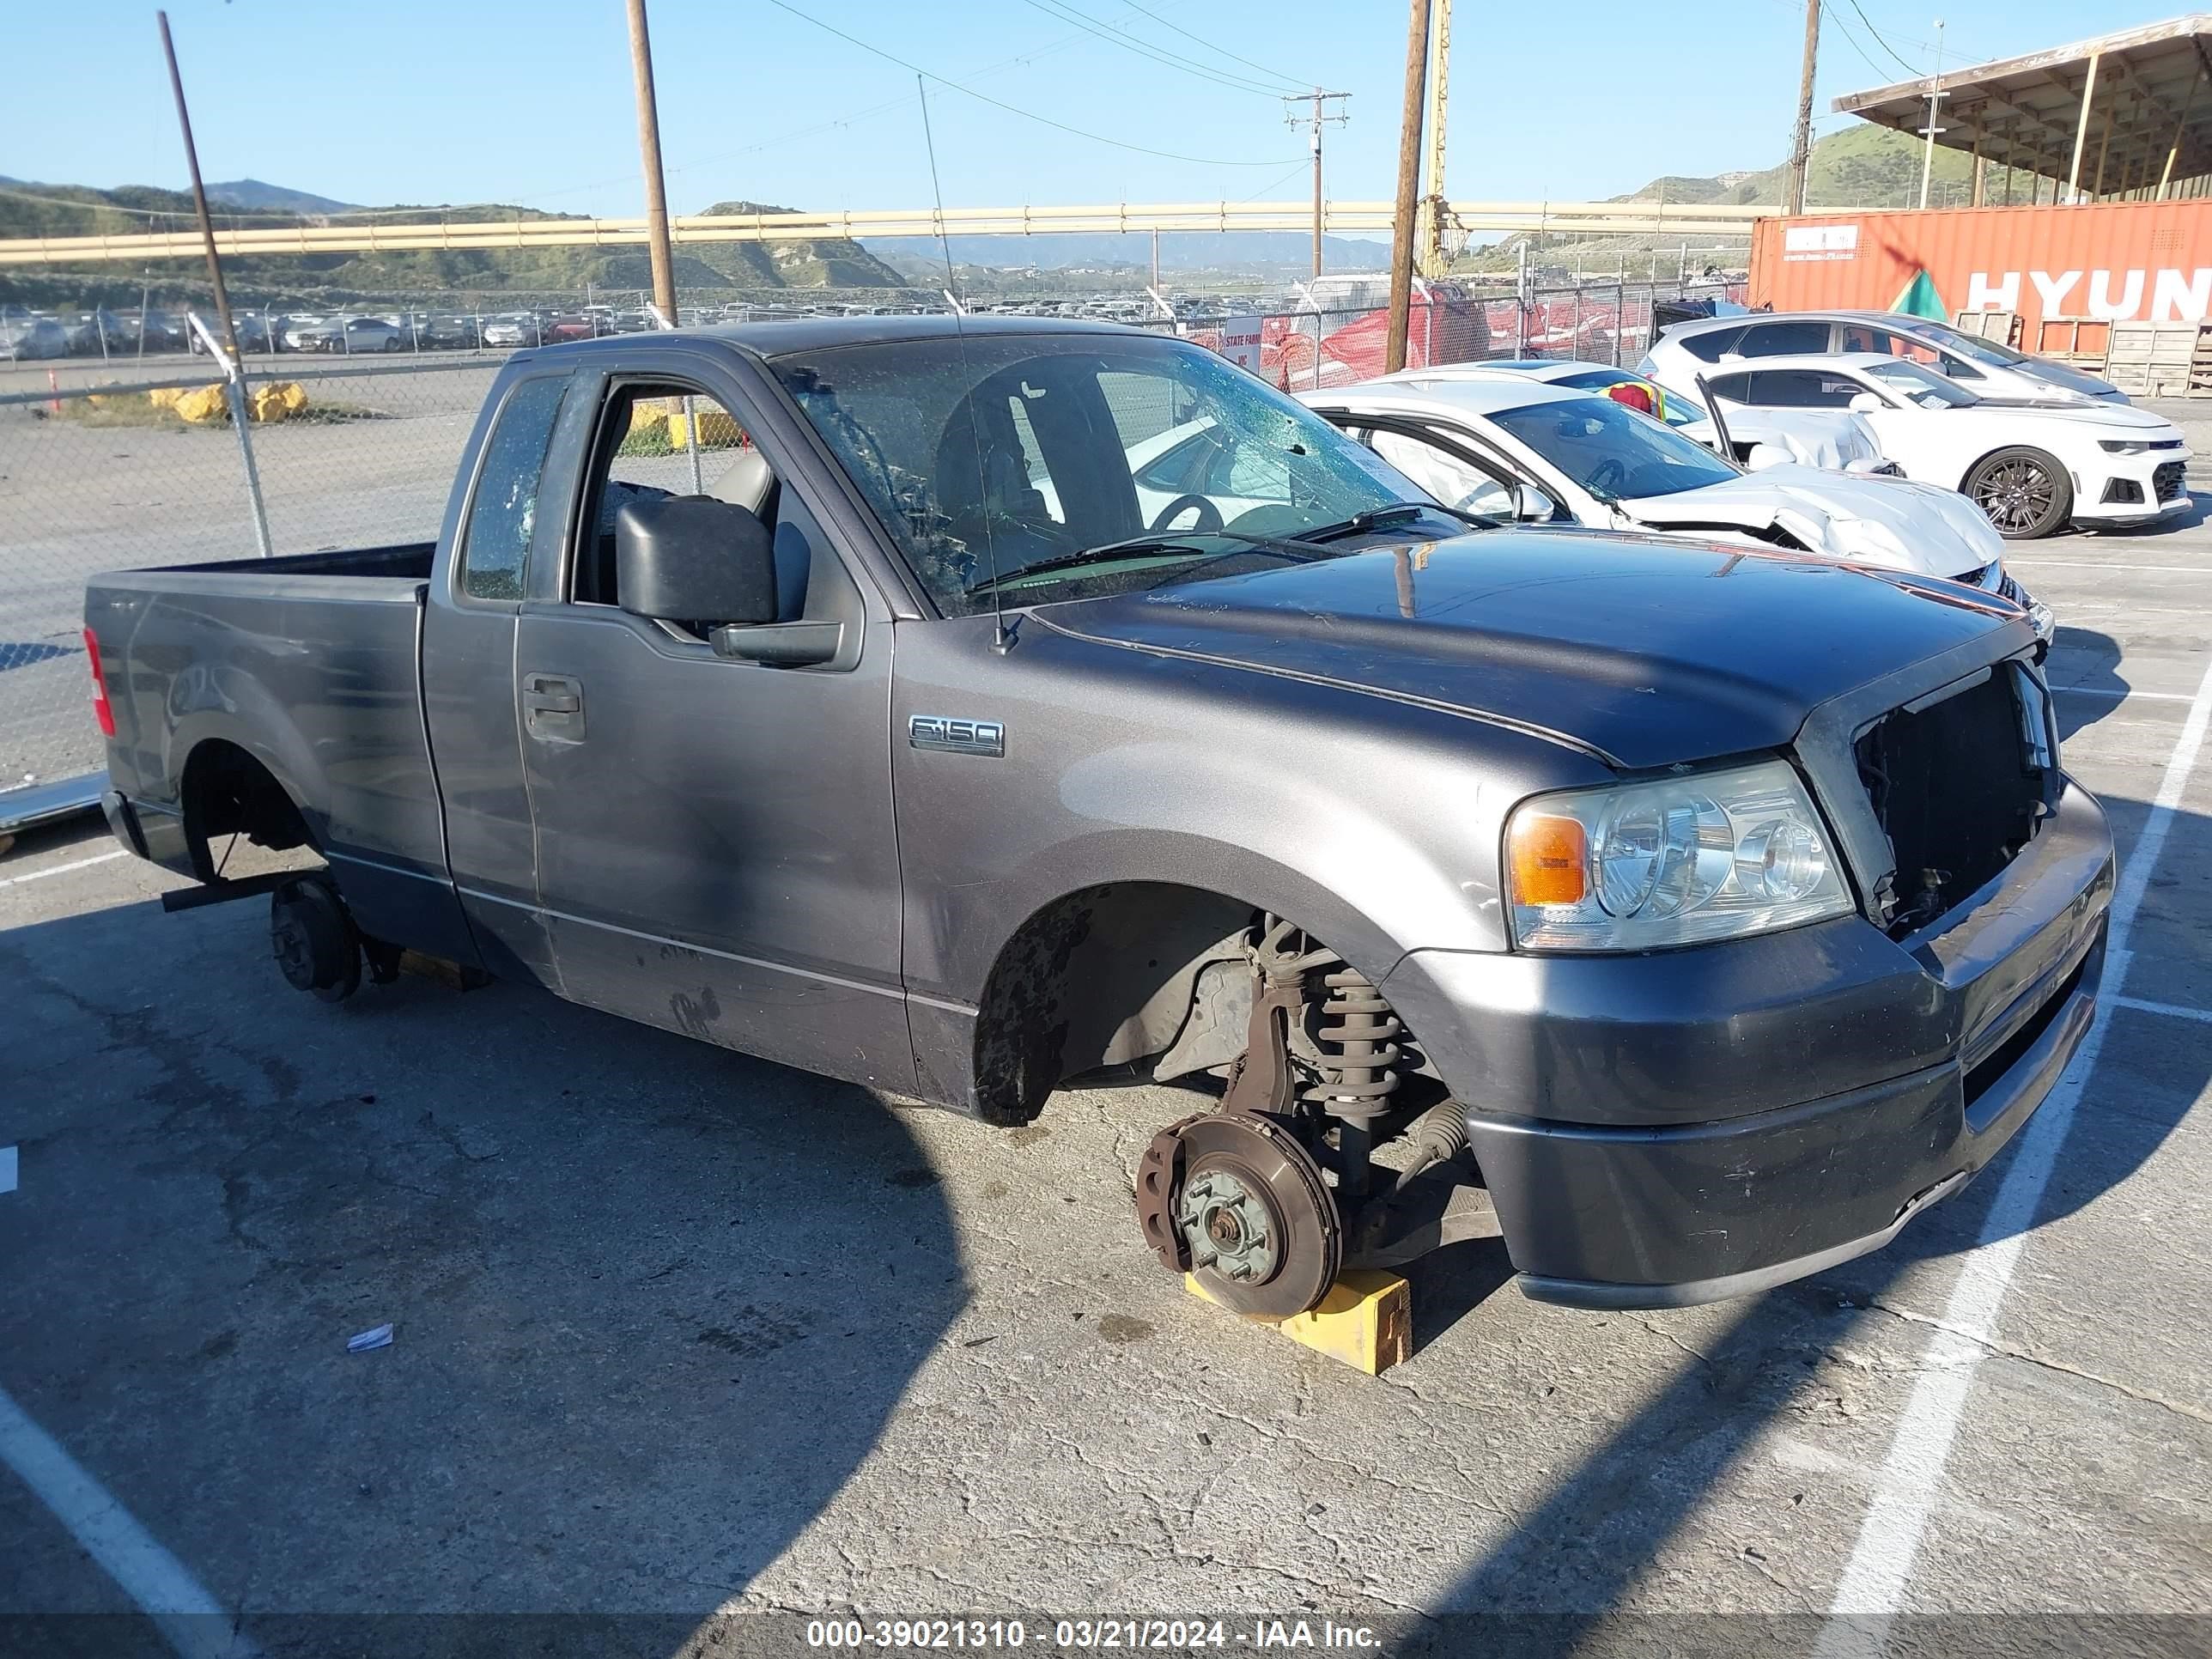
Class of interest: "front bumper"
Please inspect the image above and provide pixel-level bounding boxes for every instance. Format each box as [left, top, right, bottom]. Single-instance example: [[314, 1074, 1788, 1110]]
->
[[2071, 448, 2192, 526], [1385, 778, 2114, 1308]]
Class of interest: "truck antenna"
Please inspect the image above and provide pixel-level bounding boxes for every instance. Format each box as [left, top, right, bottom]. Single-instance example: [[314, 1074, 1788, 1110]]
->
[[918, 73, 1013, 653]]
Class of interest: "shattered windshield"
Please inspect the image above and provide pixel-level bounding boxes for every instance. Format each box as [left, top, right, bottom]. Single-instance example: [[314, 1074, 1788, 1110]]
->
[[765, 331, 1425, 615], [1489, 393, 1739, 501]]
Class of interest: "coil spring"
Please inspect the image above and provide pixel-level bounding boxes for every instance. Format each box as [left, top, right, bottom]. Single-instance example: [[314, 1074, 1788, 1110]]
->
[[1303, 968, 1402, 1126]]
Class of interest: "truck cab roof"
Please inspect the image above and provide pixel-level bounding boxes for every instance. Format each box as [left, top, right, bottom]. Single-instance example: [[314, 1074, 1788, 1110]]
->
[[516, 312, 1164, 363]]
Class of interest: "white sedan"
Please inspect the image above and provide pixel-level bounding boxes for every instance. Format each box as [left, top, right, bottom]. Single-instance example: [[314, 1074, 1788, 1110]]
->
[[1297, 375, 2051, 637], [1382, 358, 1893, 473], [1696, 353, 2192, 538]]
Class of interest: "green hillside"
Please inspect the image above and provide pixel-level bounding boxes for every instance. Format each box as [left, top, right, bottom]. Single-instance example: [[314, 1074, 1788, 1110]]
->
[[0, 181, 907, 306], [1614, 125, 1977, 211], [1455, 126, 1990, 276]]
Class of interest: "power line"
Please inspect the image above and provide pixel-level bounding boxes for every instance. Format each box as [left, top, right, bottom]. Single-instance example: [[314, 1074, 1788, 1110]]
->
[[1840, 0, 1923, 77], [647, 27, 1101, 187], [1824, 5, 1905, 82], [1115, 0, 1316, 92], [758, 0, 1303, 167], [1016, 0, 1294, 98]]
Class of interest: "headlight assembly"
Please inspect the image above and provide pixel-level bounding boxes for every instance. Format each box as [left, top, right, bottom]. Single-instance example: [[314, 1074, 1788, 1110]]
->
[[1505, 759, 1853, 951], [2098, 440, 2151, 455]]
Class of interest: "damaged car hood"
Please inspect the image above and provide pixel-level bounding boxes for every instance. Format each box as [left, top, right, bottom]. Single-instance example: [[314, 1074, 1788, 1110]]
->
[[1033, 532, 2027, 770], [1617, 465, 2002, 580]]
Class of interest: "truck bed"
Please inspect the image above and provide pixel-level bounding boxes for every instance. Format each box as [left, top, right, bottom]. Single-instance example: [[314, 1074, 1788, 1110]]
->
[[128, 540, 437, 583], [85, 540, 450, 940]]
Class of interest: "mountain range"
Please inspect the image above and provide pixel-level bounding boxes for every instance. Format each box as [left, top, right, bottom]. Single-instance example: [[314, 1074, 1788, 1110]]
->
[[0, 127, 1998, 305]]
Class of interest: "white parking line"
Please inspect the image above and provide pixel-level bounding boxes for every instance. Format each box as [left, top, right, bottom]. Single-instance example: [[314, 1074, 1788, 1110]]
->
[[2006, 560, 2211, 574], [2113, 993, 2212, 1025], [0, 1382, 261, 1659], [0, 850, 125, 890], [2049, 687, 2196, 702], [1820, 647, 2212, 1640]]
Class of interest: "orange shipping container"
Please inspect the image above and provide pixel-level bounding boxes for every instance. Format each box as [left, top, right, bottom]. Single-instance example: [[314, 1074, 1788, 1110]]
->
[[1749, 199, 2212, 356]]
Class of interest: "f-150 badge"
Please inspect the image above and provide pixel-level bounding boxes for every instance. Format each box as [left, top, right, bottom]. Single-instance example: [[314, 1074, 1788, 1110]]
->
[[908, 714, 1005, 757]]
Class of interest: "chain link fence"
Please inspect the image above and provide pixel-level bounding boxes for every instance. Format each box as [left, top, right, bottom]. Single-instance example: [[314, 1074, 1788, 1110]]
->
[[1170, 276, 1747, 391], [0, 274, 1745, 827], [0, 356, 499, 823]]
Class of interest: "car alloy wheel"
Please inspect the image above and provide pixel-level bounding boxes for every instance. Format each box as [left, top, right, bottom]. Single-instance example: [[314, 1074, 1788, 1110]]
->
[[1966, 447, 2072, 540]]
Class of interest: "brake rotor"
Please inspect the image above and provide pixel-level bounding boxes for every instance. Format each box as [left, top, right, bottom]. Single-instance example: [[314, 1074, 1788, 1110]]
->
[[270, 878, 362, 1004], [1136, 1112, 1341, 1321]]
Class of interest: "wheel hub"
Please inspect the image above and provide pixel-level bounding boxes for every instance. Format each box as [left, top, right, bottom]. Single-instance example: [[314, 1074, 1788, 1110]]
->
[[1133, 1111, 1342, 1319], [1179, 1168, 1279, 1283]]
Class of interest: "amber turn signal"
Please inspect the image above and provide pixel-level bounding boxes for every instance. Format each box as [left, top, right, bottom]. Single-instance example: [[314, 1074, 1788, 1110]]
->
[[1508, 813, 1588, 907]]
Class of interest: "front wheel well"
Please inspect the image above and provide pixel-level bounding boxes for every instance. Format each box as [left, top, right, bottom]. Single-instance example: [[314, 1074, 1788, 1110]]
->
[[179, 738, 313, 881], [970, 883, 1261, 1126]]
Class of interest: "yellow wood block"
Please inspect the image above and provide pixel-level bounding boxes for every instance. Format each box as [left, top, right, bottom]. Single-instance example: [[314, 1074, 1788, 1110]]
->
[[667, 409, 747, 449], [1184, 1269, 1412, 1375]]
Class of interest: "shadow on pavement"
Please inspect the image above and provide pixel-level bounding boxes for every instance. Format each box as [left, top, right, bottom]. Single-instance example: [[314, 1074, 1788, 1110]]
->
[[0, 884, 966, 1658], [2076, 490, 2210, 538], [2048, 627, 2131, 743]]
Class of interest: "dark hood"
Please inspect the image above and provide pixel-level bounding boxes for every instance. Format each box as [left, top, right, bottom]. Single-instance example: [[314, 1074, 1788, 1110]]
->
[[1031, 531, 2024, 770]]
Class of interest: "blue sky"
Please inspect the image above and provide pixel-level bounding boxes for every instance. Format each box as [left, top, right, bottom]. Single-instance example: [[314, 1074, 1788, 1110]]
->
[[3, 0, 2165, 218]]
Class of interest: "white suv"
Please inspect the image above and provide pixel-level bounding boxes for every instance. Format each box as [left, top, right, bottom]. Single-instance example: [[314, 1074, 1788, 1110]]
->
[[1641, 311, 2127, 408]]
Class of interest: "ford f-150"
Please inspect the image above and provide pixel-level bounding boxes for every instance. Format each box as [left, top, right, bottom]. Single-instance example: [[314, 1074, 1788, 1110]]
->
[[85, 318, 2113, 1317]]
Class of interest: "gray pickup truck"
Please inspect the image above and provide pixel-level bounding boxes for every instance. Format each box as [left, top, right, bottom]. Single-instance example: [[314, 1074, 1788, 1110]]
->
[[86, 317, 2113, 1317]]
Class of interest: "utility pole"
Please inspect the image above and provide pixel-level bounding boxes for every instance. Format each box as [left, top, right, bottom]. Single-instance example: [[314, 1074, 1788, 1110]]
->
[[625, 0, 679, 324], [1917, 18, 1946, 210], [1384, 0, 1431, 374], [1284, 89, 1350, 280], [156, 10, 243, 368], [1419, 0, 1453, 276], [1785, 0, 1820, 216]]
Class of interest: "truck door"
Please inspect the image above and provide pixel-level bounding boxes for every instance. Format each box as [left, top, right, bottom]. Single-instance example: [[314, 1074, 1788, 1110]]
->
[[420, 367, 589, 985], [512, 362, 912, 1092]]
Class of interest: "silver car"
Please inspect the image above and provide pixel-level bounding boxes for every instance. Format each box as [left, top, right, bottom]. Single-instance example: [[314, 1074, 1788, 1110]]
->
[[1641, 310, 2126, 407], [283, 316, 406, 354]]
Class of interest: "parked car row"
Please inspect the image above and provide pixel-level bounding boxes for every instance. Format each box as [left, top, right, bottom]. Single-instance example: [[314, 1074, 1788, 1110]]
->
[[1632, 307, 2179, 541], [0, 303, 677, 361], [3, 307, 190, 360], [1294, 371, 2047, 638]]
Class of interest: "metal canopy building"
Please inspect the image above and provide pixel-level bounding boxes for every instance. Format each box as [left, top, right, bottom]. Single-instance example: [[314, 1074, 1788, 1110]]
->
[[1833, 13, 2212, 205]]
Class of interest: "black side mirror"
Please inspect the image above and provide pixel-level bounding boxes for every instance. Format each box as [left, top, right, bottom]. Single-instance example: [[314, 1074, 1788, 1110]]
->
[[615, 495, 776, 625]]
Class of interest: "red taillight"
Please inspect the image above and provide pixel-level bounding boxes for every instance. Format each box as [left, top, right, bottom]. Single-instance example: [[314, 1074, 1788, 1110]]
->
[[83, 626, 115, 737], [1607, 382, 1656, 416]]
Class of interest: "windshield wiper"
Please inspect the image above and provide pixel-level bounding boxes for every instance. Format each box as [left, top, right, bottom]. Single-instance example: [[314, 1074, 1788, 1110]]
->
[[963, 531, 1322, 596], [1296, 501, 1494, 543]]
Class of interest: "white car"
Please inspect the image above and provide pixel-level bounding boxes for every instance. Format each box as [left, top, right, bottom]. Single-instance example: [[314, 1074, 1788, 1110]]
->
[[1641, 310, 2128, 406], [1297, 376, 2051, 638], [1382, 358, 1893, 474], [1695, 353, 2191, 539]]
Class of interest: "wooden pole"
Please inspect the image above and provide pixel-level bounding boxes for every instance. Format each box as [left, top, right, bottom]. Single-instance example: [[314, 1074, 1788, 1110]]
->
[[1384, 0, 1431, 375], [2066, 51, 2101, 203], [2161, 70, 2203, 198], [1786, 0, 1820, 216], [1311, 90, 1326, 280], [625, 0, 679, 323], [156, 11, 243, 368]]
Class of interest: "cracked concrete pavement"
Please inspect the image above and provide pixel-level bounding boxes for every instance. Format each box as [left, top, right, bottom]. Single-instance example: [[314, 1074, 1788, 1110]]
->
[[3, 439, 2211, 1656]]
